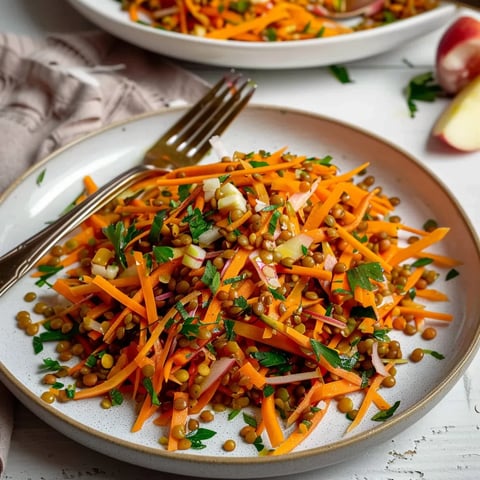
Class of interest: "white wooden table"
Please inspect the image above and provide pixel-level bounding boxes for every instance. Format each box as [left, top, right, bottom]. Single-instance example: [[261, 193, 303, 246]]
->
[[1, 1, 480, 479]]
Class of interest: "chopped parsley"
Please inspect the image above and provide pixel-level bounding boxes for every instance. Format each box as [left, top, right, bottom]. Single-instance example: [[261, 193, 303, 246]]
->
[[446, 268, 459, 281], [149, 210, 167, 243], [152, 245, 174, 264], [103, 221, 139, 268], [201, 261, 220, 294], [35, 264, 63, 287], [184, 206, 212, 242], [143, 377, 161, 406], [329, 65, 353, 84], [346, 262, 384, 292], [404, 72, 443, 118], [186, 428, 217, 449], [371, 400, 400, 421], [36, 169, 46, 186], [310, 339, 359, 371]]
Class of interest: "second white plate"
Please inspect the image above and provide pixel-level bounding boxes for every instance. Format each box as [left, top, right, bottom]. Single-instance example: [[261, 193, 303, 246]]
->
[[68, 0, 456, 69]]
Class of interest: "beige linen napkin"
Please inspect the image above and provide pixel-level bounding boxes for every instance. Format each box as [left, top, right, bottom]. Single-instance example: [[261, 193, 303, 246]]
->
[[0, 29, 209, 474]]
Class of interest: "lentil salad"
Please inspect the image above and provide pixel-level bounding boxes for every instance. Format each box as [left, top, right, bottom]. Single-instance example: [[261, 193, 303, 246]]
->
[[118, 0, 442, 42], [16, 142, 456, 454]]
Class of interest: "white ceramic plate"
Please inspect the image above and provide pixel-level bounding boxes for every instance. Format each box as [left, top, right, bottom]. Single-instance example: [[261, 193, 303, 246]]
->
[[68, 0, 456, 69], [1, 106, 479, 478]]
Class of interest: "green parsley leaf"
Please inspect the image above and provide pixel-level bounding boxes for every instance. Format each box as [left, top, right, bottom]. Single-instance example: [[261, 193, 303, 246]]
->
[[229, 0, 250, 14], [411, 257, 434, 268], [422, 349, 445, 360], [143, 377, 161, 406], [149, 210, 167, 243], [243, 412, 257, 428], [371, 400, 400, 421], [178, 184, 192, 202], [36, 169, 46, 186], [268, 287, 286, 301], [310, 339, 358, 371], [153, 245, 174, 264], [268, 210, 281, 235], [346, 262, 384, 292], [329, 65, 353, 84], [33, 330, 71, 354], [103, 221, 139, 268], [184, 206, 212, 242], [110, 388, 124, 406], [404, 72, 443, 118], [218, 174, 230, 183], [446, 268, 459, 281], [186, 428, 217, 449], [223, 273, 247, 285], [65, 385, 76, 399], [253, 436, 265, 452], [249, 160, 269, 168], [228, 409, 241, 420], [264, 27, 277, 41], [85, 354, 97, 368], [251, 350, 290, 368], [263, 384, 275, 397], [350, 305, 377, 320], [39, 358, 62, 372], [224, 318, 236, 341], [316, 26, 325, 38], [201, 261, 220, 294], [372, 329, 391, 342], [233, 296, 250, 312], [35, 264, 63, 287]]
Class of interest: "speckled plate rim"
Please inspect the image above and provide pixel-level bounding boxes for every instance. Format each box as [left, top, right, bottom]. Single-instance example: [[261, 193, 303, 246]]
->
[[1, 105, 479, 479]]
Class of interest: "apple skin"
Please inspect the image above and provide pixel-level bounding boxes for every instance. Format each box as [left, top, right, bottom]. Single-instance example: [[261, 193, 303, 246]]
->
[[433, 74, 480, 151], [436, 16, 480, 95]]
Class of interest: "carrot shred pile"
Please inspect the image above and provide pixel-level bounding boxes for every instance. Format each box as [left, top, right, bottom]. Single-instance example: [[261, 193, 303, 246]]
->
[[118, 0, 441, 42], [26, 145, 457, 455]]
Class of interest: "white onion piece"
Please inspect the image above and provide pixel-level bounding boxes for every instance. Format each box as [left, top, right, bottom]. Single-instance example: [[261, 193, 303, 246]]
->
[[197, 357, 237, 396], [265, 370, 321, 385], [209, 135, 229, 160], [288, 178, 320, 211], [371, 341, 389, 377], [303, 309, 346, 329]]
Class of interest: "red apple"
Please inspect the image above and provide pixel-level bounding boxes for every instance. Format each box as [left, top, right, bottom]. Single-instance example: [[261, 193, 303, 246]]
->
[[436, 16, 480, 95], [432, 74, 480, 151]]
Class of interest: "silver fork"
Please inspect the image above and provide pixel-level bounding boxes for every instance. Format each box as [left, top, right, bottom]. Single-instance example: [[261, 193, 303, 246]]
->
[[0, 73, 256, 297]]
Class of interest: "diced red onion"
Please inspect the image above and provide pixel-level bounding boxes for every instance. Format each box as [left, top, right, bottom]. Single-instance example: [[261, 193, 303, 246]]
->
[[371, 341, 389, 377]]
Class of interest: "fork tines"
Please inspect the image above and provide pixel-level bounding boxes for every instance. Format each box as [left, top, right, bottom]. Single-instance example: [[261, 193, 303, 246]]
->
[[156, 72, 256, 163]]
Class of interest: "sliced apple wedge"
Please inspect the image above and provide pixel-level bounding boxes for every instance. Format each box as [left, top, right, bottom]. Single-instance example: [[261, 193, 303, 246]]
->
[[436, 16, 480, 95], [432, 74, 480, 151]]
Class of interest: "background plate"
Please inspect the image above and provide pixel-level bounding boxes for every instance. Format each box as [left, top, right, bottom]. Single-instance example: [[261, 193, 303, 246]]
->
[[68, 0, 456, 69], [1, 105, 479, 478]]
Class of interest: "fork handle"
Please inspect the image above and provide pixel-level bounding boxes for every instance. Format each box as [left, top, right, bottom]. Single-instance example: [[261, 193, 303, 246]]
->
[[0, 164, 160, 297]]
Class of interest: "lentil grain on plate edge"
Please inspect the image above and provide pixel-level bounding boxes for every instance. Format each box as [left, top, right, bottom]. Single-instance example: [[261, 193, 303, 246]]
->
[[17, 144, 456, 455], [119, 0, 442, 42]]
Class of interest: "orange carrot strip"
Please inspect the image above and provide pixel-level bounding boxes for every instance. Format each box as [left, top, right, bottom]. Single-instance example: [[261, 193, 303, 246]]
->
[[133, 251, 158, 325], [168, 391, 189, 451], [397, 306, 453, 322], [346, 364, 393, 433], [336, 225, 392, 272], [262, 391, 284, 447], [286, 380, 323, 427], [386, 228, 450, 266], [91, 275, 146, 318], [270, 399, 331, 456]]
